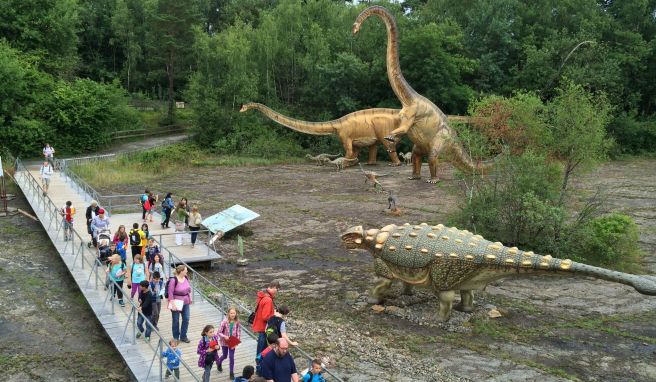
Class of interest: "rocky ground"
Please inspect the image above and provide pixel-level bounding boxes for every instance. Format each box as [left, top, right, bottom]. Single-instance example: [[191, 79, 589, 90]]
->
[[0, 183, 130, 381], [93, 157, 656, 382], [3, 155, 655, 381]]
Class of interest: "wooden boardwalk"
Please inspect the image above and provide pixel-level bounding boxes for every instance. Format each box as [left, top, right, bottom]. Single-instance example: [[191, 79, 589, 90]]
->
[[15, 163, 257, 381]]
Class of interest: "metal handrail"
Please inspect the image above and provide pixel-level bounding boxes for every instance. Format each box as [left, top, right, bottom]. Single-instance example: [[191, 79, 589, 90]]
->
[[14, 158, 201, 382]]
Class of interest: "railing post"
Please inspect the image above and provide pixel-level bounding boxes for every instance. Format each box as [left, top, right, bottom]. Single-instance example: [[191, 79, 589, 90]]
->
[[111, 283, 115, 315], [132, 306, 137, 345], [159, 338, 163, 382]]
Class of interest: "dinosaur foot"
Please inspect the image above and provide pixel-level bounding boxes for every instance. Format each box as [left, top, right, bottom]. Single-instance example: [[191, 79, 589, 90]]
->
[[384, 135, 396, 142], [453, 302, 474, 313], [408, 176, 421, 180], [367, 296, 384, 304], [426, 178, 439, 184]]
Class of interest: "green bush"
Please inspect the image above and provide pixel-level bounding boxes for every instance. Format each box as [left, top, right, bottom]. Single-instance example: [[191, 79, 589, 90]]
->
[[566, 213, 643, 270], [607, 113, 656, 156]]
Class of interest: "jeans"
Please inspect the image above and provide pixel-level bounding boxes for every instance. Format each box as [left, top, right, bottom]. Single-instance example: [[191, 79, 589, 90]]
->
[[218, 345, 235, 373], [112, 280, 124, 300], [165, 368, 179, 379], [256, 332, 267, 356], [151, 301, 161, 328], [190, 226, 199, 244], [171, 303, 190, 340], [163, 209, 172, 228], [131, 246, 142, 260], [137, 312, 153, 338], [202, 363, 213, 382]]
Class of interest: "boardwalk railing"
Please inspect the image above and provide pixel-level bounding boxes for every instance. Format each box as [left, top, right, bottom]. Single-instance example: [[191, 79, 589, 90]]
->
[[14, 158, 201, 381], [48, 156, 345, 381]]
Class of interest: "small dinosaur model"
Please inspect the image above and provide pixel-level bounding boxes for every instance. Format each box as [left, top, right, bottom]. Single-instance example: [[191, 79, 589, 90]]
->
[[341, 223, 656, 321], [359, 163, 388, 192], [306, 153, 341, 165], [241, 103, 402, 167], [387, 190, 397, 211], [353, 7, 496, 183], [330, 157, 358, 172], [400, 152, 412, 166]]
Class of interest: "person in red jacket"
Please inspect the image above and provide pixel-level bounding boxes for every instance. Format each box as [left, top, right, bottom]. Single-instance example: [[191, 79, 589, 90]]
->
[[252, 280, 280, 355]]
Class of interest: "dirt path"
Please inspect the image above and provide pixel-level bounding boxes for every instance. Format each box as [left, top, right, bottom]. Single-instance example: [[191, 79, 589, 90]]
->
[[0, 184, 130, 381], [88, 158, 655, 381]]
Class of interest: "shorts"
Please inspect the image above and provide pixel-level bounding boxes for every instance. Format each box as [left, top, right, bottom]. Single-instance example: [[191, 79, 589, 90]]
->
[[43, 178, 51, 186]]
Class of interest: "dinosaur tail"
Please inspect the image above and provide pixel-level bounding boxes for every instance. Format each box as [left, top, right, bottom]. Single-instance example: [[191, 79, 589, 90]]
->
[[241, 102, 334, 136], [481, 240, 656, 296], [447, 141, 497, 175]]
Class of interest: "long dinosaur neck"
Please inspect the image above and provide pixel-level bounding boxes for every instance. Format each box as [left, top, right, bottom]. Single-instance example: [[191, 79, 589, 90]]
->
[[356, 6, 416, 106], [243, 103, 333, 136]]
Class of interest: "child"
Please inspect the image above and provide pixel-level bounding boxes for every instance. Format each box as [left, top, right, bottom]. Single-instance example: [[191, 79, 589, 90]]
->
[[302, 359, 326, 382], [233, 365, 254, 382], [136, 280, 154, 341], [116, 241, 127, 264], [146, 238, 161, 267], [127, 255, 149, 300], [146, 192, 158, 223], [197, 324, 220, 382], [140, 223, 150, 257], [59, 201, 75, 241], [217, 307, 242, 380], [161, 339, 181, 379], [149, 271, 165, 331], [255, 333, 279, 376], [105, 254, 126, 307], [149, 253, 165, 280], [266, 305, 298, 346]]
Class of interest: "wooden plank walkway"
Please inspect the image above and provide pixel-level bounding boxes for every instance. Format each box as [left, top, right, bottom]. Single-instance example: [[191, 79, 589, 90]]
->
[[15, 164, 257, 381]]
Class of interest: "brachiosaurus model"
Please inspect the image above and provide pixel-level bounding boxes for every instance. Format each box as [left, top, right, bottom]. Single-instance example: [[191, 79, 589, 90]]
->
[[240, 103, 402, 167], [353, 6, 495, 183]]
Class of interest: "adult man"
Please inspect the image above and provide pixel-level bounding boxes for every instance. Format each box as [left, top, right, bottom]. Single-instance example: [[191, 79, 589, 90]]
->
[[129, 223, 146, 260], [43, 143, 55, 167], [260, 338, 299, 382], [85, 200, 100, 248], [252, 280, 280, 355], [39, 161, 53, 196], [90, 208, 110, 248]]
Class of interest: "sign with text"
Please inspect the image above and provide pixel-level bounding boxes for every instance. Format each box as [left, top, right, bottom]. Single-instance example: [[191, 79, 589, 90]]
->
[[201, 204, 259, 234]]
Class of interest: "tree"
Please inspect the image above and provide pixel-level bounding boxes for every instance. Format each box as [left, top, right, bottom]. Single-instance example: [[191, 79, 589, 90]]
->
[[0, 0, 79, 77], [147, 0, 200, 124]]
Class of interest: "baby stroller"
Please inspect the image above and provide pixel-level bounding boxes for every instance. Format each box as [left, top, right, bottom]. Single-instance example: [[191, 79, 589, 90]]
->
[[97, 229, 112, 262]]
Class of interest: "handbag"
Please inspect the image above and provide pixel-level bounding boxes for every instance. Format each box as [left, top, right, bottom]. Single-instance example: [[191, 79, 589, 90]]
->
[[247, 304, 257, 325], [175, 222, 184, 231]]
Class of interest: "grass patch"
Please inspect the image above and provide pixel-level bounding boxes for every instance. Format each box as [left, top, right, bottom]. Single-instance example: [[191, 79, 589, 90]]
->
[[70, 142, 305, 188]]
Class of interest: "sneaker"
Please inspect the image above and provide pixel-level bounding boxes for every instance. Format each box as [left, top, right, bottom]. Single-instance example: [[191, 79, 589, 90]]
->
[[136, 332, 142, 338], [229, 372, 234, 380], [180, 337, 190, 343], [217, 364, 223, 372], [144, 336, 150, 342], [119, 299, 125, 307]]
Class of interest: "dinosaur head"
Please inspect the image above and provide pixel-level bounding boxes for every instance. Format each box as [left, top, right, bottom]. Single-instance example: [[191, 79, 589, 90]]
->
[[239, 103, 255, 112], [352, 22, 361, 35], [341, 226, 365, 250]]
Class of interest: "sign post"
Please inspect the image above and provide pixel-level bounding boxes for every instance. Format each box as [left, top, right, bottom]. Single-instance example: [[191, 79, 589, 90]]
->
[[0, 156, 7, 213]]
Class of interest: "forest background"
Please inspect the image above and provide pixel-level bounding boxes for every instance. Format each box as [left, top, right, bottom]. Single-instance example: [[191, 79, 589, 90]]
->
[[1, 0, 656, 267]]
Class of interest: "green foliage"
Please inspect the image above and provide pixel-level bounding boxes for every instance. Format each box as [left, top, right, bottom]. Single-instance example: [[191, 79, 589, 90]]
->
[[47, 79, 141, 154], [607, 113, 656, 156], [566, 214, 643, 270]]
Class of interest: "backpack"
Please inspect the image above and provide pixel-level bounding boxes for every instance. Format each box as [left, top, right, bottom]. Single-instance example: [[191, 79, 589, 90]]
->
[[144, 199, 151, 210], [265, 316, 284, 337], [129, 229, 141, 246], [164, 277, 178, 300]]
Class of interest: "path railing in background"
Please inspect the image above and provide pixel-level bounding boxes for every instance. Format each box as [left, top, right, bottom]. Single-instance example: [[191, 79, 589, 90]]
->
[[111, 125, 188, 140], [14, 158, 200, 381]]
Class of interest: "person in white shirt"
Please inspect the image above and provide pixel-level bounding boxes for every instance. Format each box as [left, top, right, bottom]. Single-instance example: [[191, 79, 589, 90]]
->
[[39, 161, 54, 195], [43, 144, 55, 168]]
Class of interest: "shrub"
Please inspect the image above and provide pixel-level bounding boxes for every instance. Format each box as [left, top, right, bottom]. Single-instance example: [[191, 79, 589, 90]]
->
[[607, 113, 656, 156], [566, 213, 643, 270]]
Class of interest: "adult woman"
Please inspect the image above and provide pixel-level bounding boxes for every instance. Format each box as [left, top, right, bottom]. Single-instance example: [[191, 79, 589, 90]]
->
[[188, 206, 202, 248], [173, 201, 189, 246], [168, 265, 192, 343], [113, 225, 129, 248], [161, 193, 174, 229], [181, 198, 191, 227], [85, 200, 100, 248]]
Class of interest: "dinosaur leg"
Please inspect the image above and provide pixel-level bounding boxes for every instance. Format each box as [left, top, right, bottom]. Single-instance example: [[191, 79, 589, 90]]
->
[[437, 290, 456, 322], [426, 142, 445, 184], [367, 145, 378, 165], [453, 290, 474, 313], [369, 258, 395, 304], [408, 146, 422, 180]]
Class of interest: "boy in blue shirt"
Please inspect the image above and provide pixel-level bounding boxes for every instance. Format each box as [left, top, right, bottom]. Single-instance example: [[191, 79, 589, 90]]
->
[[302, 359, 326, 382], [161, 339, 181, 379]]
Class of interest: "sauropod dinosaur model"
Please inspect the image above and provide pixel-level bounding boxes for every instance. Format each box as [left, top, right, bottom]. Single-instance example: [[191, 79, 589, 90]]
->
[[330, 157, 358, 172], [353, 7, 496, 183], [341, 223, 656, 321], [241, 102, 402, 167], [306, 153, 341, 165], [359, 163, 388, 192]]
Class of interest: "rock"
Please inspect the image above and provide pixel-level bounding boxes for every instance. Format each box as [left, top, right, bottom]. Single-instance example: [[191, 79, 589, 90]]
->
[[371, 305, 385, 313], [344, 291, 360, 303], [385, 305, 405, 316], [487, 309, 503, 318]]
